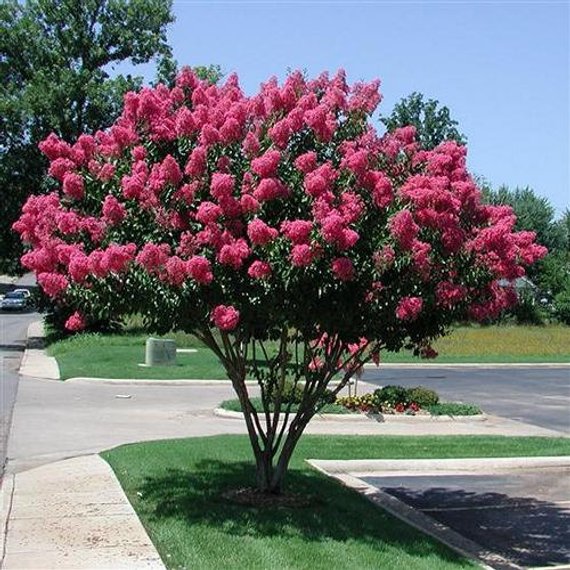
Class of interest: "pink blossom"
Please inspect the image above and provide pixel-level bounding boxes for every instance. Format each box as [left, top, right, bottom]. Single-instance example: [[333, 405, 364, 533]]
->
[[240, 194, 260, 214], [247, 219, 278, 246], [389, 210, 419, 250], [339, 192, 364, 223], [62, 173, 85, 200], [248, 260, 272, 279], [371, 171, 393, 208], [219, 117, 242, 143], [210, 304, 240, 331], [136, 243, 170, 272], [200, 124, 220, 146], [396, 297, 424, 321], [121, 172, 145, 200], [253, 178, 288, 202], [39, 133, 71, 161], [242, 131, 260, 156], [218, 239, 250, 269], [268, 118, 292, 148], [102, 195, 127, 225], [97, 163, 116, 182], [38, 272, 69, 298], [48, 158, 76, 181], [411, 240, 432, 278], [304, 172, 328, 198], [185, 146, 207, 177], [331, 257, 355, 281], [308, 357, 324, 371], [186, 256, 213, 284], [100, 244, 136, 274], [342, 149, 369, 177], [165, 256, 188, 286], [196, 202, 223, 224], [281, 220, 313, 244], [251, 150, 281, 178], [294, 152, 318, 173], [68, 253, 90, 283], [290, 244, 314, 267], [131, 146, 147, 161], [56, 211, 81, 234], [373, 246, 395, 272], [175, 107, 196, 137], [65, 311, 86, 332], [160, 155, 183, 186], [210, 173, 235, 199], [348, 79, 382, 113], [436, 282, 467, 308]]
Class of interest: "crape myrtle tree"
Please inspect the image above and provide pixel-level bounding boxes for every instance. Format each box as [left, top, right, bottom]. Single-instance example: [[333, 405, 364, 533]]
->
[[15, 69, 546, 493]]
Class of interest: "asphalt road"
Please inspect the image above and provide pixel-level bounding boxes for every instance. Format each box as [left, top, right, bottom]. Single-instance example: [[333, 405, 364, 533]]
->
[[363, 366, 570, 434]]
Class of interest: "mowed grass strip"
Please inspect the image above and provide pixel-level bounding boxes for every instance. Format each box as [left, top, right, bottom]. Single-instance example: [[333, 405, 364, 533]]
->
[[49, 324, 570, 380], [49, 333, 230, 380], [102, 435, 570, 570]]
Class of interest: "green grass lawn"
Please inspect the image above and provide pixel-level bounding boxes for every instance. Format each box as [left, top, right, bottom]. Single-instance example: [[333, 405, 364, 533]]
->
[[102, 434, 570, 570], [220, 397, 353, 414], [49, 324, 570, 380], [49, 333, 230, 380]]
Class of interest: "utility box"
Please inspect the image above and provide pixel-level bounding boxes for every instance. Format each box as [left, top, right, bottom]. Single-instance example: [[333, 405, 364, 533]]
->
[[145, 338, 176, 367]]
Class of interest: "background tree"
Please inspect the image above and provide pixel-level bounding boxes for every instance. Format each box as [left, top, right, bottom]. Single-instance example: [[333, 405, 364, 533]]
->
[[15, 70, 545, 494], [381, 91, 466, 150], [0, 0, 174, 273]]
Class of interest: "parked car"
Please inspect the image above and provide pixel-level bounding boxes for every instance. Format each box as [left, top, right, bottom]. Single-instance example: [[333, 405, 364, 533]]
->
[[0, 290, 29, 311], [13, 288, 31, 298]]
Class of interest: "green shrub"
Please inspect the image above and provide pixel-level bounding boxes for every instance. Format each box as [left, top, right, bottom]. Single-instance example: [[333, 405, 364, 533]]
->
[[554, 287, 570, 325], [373, 385, 409, 407], [267, 379, 305, 404], [427, 402, 482, 416], [510, 292, 546, 325], [407, 386, 439, 407]]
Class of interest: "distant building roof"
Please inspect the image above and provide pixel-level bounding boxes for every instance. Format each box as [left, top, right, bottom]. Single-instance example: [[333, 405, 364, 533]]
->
[[497, 277, 538, 290]]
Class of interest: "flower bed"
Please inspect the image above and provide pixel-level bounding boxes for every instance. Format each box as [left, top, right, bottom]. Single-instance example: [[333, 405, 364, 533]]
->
[[336, 385, 482, 416]]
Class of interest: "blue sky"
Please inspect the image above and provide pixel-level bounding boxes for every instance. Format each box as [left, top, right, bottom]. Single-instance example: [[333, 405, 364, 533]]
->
[[119, 1, 569, 215]]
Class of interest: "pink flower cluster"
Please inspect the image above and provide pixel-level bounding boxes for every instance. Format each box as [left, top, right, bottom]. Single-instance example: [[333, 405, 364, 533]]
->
[[210, 304, 240, 331]]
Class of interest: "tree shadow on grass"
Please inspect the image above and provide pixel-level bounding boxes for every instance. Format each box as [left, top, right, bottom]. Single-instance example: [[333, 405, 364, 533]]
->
[[136, 459, 472, 565]]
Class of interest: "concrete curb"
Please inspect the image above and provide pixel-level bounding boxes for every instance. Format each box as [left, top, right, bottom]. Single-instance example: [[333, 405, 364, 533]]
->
[[309, 455, 570, 475], [18, 321, 60, 380], [66, 377, 246, 386], [308, 463, 521, 570], [1, 455, 165, 569], [213, 407, 488, 423], [364, 362, 570, 369]]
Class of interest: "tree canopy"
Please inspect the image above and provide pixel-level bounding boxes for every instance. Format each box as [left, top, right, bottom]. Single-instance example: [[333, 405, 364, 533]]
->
[[0, 0, 173, 272], [15, 69, 545, 492], [381, 91, 466, 150]]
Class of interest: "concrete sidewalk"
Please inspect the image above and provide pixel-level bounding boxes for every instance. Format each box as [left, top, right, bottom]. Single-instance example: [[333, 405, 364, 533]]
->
[[2, 321, 568, 569], [1, 455, 164, 569]]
